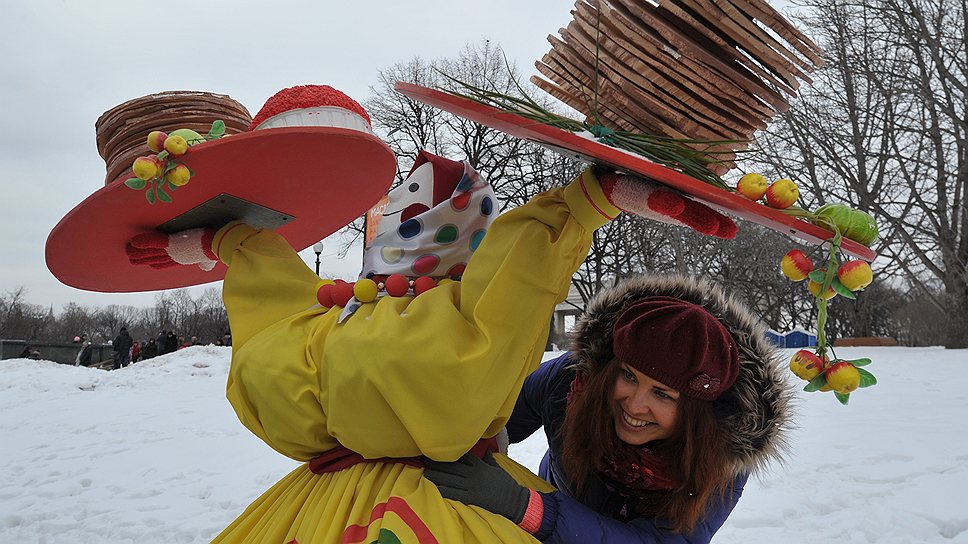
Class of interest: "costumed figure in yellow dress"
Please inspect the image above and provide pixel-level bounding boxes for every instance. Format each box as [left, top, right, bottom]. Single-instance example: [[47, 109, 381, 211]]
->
[[125, 84, 737, 544]]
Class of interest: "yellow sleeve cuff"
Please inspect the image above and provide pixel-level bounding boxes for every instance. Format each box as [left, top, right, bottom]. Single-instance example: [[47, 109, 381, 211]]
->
[[562, 167, 621, 232], [212, 221, 260, 265]]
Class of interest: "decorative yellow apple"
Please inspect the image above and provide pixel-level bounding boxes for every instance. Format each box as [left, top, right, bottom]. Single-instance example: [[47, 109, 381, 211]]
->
[[789, 350, 825, 381], [780, 250, 813, 281], [165, 164, 191, 187], [146, 131, 168, 153], [736, 173, 769, 200], [825, 362, 861, 394], [807, 274, 837, 300], [132, 156, 161, 181], [765, 178, 800, 209], [838, 260, 873, 291], [163, 134, 189, 156]]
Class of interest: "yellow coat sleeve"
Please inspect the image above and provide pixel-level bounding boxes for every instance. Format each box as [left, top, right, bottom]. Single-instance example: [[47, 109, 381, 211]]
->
[[216, 170, 619, 462]]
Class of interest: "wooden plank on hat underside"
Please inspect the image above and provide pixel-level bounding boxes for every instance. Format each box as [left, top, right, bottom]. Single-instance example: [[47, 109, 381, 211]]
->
[[729, 0, 825, 67], [590, 0, 774, 124], [541, 48, 683, 137], [658, 0, 802, 92], [536, 56, 642, 133], [694, 0, 808, 86], [608, 0, 789, 111], [714, 0, 816, 74], [538, 50, 741, 172], [559, 22, 730, 140], [570, 5, 756, 139]]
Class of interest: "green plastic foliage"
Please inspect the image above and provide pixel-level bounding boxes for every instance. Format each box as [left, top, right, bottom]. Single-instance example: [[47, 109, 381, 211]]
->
[[857, 368, 878, 388], [124, 177, 146, 190], [813, 204, 878, 246]]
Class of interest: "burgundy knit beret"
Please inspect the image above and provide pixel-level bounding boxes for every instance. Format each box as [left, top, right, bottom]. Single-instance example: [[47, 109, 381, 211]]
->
[[611, 296, 740, 400]]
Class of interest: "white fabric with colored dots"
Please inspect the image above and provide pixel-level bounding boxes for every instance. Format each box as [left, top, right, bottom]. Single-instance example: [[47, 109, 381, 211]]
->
[[361, 160, 496, 280]]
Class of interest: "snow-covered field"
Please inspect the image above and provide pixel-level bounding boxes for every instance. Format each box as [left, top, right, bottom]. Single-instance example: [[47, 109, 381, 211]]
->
[[1, 346, 966, 543]]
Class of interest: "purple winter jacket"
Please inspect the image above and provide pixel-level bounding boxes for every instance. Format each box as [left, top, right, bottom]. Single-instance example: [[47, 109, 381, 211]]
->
[[506, 275, 792, 543], [507, 353, 745, 543]]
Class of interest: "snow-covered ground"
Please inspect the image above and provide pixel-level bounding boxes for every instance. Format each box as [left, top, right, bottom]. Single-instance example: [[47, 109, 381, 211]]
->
[[1, 346, 966, 543]]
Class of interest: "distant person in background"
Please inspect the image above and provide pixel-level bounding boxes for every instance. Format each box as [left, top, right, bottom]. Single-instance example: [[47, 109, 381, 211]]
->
[[19, 346, 41, 360], [190, 336, 200, 346], [156, 330, 168, 354], [131, 341, 142, 363], [177, 336, 190, 350], [142, 338, 159, 359], [112, 327, 133, 369], [74, 335, 92, 367], [221, 332, 232, 347], [165, 331, 178, 354]]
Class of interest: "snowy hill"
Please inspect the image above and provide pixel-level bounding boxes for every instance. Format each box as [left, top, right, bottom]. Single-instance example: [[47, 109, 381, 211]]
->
[[1, 346, 966, 543]]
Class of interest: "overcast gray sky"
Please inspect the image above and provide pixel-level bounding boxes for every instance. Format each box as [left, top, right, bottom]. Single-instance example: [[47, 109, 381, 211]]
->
[[1, 0, 582, 310], [2, 0, 796, 311]]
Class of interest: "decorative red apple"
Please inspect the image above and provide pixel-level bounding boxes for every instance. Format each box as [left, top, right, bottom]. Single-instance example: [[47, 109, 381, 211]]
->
[[838, 260, 873, 291], [736, 173, 769, 201], [146, 130, 168, 153], [789, 350, 825, 381], [780, 250, 813, 281], [765, 178, 800, 209]]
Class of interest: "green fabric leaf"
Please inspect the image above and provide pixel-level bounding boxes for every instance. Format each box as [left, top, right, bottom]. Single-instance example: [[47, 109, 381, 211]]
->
[[157, 150, 169, 160], [207, 120, 226, 139], [857, 368, 878, 388], [157, 187, 172, 203], [165, 160, 179, 173], [832, 278, 857, 299], [849, 358, 872, 367], [146, 187, 156, 204], [124, 177, 146, 190], [804, 374, 827, 392], [835, 392, 850, 405], [808, 270, 826, 283]]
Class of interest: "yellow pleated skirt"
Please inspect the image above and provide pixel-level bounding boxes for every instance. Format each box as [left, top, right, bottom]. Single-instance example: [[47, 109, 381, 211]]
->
[[211, 453, 553, 544]]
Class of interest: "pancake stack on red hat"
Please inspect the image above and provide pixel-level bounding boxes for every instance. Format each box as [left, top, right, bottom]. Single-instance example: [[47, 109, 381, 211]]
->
[[47, 85, 396, 293], [96, 91, 252, 185]]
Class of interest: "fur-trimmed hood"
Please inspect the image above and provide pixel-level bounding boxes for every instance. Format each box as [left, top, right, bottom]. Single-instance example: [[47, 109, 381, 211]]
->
[[568, 274, 794, 476]]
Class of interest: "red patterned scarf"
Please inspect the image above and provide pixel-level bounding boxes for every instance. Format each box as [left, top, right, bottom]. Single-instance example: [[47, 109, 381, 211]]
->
[[567, 372, 678, 494]]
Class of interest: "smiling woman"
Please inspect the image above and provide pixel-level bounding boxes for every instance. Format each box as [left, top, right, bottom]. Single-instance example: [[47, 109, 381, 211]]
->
[[424, 274, 793, 543]]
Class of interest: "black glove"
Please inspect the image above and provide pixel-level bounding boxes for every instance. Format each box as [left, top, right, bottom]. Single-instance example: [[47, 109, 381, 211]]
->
[[423, 451, 530, 523]]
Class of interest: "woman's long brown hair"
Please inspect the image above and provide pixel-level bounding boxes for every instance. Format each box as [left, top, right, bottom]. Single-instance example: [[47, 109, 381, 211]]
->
[[561, 360, 734, 533]]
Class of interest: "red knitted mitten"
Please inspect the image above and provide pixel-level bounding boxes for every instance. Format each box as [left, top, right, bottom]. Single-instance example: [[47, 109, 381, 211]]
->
[[125, 228, 218, 270], [597, 169, 738, 239]]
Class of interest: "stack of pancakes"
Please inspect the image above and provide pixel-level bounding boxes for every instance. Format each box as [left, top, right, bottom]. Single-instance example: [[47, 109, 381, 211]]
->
[[96, 91, 252, 185], [533, 0, 824, 170]]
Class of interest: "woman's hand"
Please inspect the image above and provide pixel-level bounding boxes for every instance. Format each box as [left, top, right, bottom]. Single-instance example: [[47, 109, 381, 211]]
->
[[423, 451, 530, 524]]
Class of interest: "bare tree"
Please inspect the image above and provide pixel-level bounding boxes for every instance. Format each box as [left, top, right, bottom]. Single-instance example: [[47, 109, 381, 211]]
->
[[754, 0, 967, 347]]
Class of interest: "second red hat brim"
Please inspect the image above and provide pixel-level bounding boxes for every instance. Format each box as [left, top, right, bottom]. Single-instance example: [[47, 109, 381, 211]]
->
[[46, 126, 396, 292], [394, 82, 876, 261]]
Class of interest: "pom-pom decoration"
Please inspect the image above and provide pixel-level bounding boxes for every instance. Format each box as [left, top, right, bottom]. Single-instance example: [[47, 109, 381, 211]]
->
[[413, 276, 437, 296], [353, 278, 379, 303], [332, 281, 355, 308], [384, 274, 410, 297], [316, 280, 336, 308]]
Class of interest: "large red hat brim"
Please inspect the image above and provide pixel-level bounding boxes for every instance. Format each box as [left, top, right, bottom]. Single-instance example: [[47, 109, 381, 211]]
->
[[47, 127, 395, 292], [394, 83, 876, 261]]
